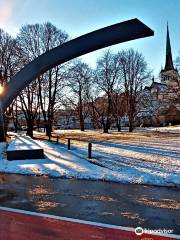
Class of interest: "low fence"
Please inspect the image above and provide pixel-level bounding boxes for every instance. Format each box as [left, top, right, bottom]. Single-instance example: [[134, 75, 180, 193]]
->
[[47, 134, 93, 159]]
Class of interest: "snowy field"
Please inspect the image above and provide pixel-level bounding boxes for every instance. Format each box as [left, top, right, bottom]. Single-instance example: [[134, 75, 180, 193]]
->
[[0, 129, 180, 187], [114, 125, 180, 133], [144, 125, 180, 133]]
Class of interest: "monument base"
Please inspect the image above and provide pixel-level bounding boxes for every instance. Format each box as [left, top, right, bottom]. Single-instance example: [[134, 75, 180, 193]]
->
[[7, 136, 44, 160]]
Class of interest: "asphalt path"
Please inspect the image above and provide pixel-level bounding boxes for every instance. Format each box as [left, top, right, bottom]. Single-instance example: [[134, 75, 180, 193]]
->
[[0, 173, 179, 235]]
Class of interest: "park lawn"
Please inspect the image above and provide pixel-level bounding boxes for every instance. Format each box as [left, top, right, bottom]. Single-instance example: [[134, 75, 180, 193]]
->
[[0, 128, 179, 187]]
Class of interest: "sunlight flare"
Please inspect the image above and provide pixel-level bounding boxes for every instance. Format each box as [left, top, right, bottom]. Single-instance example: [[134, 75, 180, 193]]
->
[[0, 85, 4, 95]]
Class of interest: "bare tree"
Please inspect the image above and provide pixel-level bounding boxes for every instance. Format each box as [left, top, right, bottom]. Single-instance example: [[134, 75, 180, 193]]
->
[[66, 60, 93, 131], [0, 29, 20, 85], [16, 22, 69, 137], [112, 91, 127, 131], [118, 49, 150, 132], [18, 82, 39, 137], [0, 29, 20, 141], [94, 50, 121, 133]]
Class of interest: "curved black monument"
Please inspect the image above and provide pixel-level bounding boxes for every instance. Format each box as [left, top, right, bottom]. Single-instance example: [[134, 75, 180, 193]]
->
[[1, 18, 153, 111], [0, 18, 154, 141]]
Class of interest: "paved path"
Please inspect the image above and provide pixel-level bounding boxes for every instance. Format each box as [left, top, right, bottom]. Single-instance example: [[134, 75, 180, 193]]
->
[[0, 206, 177, 240], [0, 174, 180, 236]]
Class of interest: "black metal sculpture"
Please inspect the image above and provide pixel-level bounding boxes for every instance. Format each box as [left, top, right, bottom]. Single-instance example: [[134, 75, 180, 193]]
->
[[1, 18, 153, 111], [0, 18, 154, 141]]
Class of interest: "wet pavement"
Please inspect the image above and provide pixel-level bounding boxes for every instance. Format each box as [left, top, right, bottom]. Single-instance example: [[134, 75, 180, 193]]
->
[[0, 173, 180, 235]]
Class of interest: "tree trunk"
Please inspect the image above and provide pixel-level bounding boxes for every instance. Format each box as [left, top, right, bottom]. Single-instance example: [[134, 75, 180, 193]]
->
[[26, 119, 34, 138], [117, 124, 121, 132], [103, 126, 109, 133], [79, 93, 84, 131], [0, 124, 5, 142], [79, 116, 84, 131], [46, 121, 52, 137], [128, 117, 133, 132], [15, 100, 18, 133], [103, 119, 109, 133], [0, 102, 5, 142], [46, 107, 53, 137], [116, 116, 121, 132], [129, 125, 133, 132]]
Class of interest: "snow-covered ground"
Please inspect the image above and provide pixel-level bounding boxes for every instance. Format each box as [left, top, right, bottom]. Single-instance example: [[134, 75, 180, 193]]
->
[[145, 125, 180, 133], [7, 136, 42, 151], [117, 125, 180, 133], [69, 137, 180, 187], [0, 141, 122, 182], [0, 131, 179, 187]]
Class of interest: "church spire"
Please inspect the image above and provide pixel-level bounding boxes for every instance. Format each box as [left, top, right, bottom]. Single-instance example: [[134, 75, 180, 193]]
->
[[164, 23, 174, 70]]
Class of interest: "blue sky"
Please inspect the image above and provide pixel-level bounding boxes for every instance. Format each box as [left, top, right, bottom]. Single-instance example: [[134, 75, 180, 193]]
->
[[0, 0, 180, 77]]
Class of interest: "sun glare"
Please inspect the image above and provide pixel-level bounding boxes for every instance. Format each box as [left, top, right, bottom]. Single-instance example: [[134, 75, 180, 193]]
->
[[0, 85, 4, 95]]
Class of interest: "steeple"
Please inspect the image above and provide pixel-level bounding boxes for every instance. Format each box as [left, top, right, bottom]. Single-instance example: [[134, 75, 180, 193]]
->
[[164, 23, 174, 71]]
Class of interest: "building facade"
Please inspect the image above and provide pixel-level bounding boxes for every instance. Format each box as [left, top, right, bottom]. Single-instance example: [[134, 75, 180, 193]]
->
[[138, 24, 180, 126]]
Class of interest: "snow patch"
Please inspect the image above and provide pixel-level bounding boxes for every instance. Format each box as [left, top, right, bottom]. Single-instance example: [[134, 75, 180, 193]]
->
[[0, 134, 179, 187]]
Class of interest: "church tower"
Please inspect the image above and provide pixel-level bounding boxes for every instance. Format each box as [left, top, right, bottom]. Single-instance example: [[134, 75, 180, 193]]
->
[[160, 24, 179, 88]]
